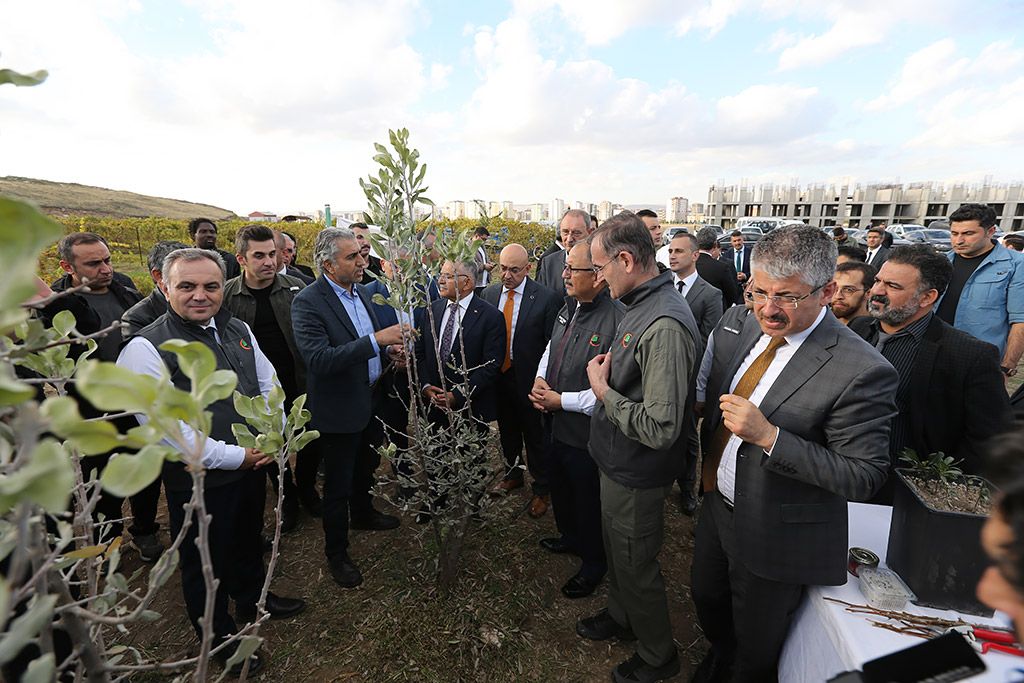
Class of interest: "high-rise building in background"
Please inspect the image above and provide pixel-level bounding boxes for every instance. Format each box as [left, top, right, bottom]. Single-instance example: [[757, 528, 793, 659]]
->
[[466, 200, 484, 220], [530, 203, 545, 222], [666, 197, 689, 223], [501, 201, 514, 219], [445, 200, 466, 220], [574, 201, 584, 210], [550, 198, 566, 222], [706, 180, 1024, 231], [598, 201, 613, 221]]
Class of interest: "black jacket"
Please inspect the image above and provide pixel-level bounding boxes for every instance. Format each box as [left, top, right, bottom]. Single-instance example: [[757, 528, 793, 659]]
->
[[695, 253, 740, 310], [51, 272, 144, 310]]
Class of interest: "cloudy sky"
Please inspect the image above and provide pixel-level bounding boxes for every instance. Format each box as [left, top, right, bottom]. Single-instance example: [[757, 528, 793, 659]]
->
[[2, 0, 1022, 216]]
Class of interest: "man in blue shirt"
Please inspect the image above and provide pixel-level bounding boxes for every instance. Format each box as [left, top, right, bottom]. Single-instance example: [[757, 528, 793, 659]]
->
[[291, 227, 410, 589], [936, 203, 1024, 381]]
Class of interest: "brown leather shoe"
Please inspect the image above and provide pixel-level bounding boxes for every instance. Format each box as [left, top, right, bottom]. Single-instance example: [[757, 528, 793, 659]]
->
[[528, 494, 550, 518], [491, 478, 525, 495]]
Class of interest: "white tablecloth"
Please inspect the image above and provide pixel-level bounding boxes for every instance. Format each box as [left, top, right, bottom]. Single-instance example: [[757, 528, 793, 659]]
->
[[778, 503, 1023, 682]]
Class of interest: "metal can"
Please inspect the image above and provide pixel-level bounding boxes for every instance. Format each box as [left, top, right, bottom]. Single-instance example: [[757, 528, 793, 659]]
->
[[848, 547, 880, 577]]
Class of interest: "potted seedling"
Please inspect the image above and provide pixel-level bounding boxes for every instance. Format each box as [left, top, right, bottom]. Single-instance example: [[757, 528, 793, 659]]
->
[[885, 449, 993, 616]]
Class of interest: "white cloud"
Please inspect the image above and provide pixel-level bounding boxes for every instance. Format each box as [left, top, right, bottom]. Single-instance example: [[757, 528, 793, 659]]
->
[[429, 63, 452, 91], [909, 77, 1024, 149]]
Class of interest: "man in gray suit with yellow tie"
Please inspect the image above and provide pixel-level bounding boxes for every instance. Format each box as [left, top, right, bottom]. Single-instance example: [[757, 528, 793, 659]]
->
[[691, 225, 898, 682]]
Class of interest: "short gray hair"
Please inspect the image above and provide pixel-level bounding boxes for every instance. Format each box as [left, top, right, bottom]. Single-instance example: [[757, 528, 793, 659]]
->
[[313, 227, 357, 277], [561, 209, 592, 232], [695, 227, 719, 251], [147, 240, 189, 278], [455, 259, 480, 283], [751, 225, 837, 288], [162, 248, 227, 283]]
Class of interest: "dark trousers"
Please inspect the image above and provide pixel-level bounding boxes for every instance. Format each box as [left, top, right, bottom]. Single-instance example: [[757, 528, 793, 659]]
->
[[691, 491, 804, 682], [82, 449, 162, 541], [496, 369, 548, 495], [676, 409, 700, 495], [165, 469, 266, 640], [127, 477, 161, 537], [546, 432, 605, 581], [319, 422, 383, 560]]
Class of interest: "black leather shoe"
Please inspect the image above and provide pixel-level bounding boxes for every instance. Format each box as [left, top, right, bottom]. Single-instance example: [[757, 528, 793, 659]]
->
[[214, 644, 264, 676], [539, 537, 573, 554], [575, 609, 636, 641], [350, 509, 400, 530], [329, 554, 363, 588], [680, 490, 699, 516], [561, 573, 600, 599], [690, 647, 732, 683], [613, 651, 680, 683], [299, 488, 323, 517], [236, 592, 306, 623]]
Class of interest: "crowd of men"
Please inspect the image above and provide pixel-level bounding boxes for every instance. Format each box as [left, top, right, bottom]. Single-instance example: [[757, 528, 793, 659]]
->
[[38, 202, 1024, 681]]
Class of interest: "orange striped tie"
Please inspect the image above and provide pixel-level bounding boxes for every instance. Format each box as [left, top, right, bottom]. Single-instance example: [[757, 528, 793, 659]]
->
[[702, 336, 787, 492], [502, 289, 515, 372]]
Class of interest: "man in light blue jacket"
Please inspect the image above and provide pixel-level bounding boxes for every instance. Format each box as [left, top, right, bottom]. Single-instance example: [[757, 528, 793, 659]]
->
[[936, 203, 1024, 381]]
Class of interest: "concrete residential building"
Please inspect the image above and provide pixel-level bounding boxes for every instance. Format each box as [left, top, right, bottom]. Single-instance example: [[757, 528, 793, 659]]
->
[[501, 201, 514, 219], [446, 200, 466, 220], [707, 181, 1024, 231], [598, 201, 613, 221], [530, 203, 545, 222], [666, 197, 689, 223], [551, 198, 566, 222]]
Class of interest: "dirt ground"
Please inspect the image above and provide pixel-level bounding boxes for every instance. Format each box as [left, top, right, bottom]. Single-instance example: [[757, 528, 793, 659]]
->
[[118, 453, 707, 682]]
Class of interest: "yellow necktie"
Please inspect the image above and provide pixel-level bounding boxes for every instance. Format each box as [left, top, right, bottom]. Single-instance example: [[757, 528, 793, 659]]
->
[[502, 289, 515, 372], [702, 336, 787, 492]]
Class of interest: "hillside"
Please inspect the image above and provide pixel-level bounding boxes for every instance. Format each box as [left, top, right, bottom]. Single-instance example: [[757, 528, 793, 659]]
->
[[0, 176, 236, 220]]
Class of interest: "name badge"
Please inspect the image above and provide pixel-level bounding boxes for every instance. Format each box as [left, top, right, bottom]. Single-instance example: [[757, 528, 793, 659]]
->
[[558, 314, 568, 326], [724, 325, 741, 335]]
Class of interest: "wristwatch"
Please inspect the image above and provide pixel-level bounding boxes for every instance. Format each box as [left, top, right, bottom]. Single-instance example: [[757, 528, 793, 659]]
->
[[1001, 365, 1018, 377]]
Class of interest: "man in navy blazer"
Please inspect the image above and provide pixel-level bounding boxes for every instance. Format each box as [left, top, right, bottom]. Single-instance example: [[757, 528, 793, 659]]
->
[[418, 259, 505, 424], [291, 227, 410, 589], [481, 244, 561, 517]]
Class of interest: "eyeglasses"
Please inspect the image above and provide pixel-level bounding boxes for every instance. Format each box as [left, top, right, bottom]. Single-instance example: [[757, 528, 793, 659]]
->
[[437, 273, 471, 282], [561, 230, 586, 240], [562, 264, 595, 274], [745, 283, 826, 309], [834, 286, 864, 298], [499, 265, 526, 275], [592, 252, 621, 274]]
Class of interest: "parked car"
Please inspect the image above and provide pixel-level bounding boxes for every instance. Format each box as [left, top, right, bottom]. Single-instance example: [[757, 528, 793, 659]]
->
[[736, 217, 804, 232], [903, 229, 953, 252], [850, 230, 911, 250], [888, 224, 926, 238]]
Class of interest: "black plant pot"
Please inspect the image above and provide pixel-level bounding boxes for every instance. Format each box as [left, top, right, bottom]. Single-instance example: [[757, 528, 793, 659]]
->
[[885, 469, 992, 616]]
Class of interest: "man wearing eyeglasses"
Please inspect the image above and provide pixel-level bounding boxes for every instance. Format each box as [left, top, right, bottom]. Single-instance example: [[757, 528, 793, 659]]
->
[[574, 212, 699, 683], [536, 209, 594, 295], [691, 225, 898, 682], [481, 245, 561, 517], [830, 261, 876, 325]]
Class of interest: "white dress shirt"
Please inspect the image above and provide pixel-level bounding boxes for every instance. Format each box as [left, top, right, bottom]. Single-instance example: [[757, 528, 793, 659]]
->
[[435, 292, 475, 353], [534, 305, 597, 416], [716, 306, 827, 504], [672, 270, 698, 294], [499, 279, 527, 361], [866, 247, 881, 265], [117, 319, 279, 471]]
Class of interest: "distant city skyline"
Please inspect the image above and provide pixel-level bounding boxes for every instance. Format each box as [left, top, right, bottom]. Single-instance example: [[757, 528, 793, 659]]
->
[[3, 2, 1022, 216]]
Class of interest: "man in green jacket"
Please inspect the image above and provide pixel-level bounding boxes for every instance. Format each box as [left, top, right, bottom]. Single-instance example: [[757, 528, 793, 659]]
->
[[223, 224, 313, 531]]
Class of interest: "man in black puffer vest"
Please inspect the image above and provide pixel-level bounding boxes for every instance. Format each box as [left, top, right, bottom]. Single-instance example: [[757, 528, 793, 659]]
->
[[118, 248, 304, 675], [573, 212, 698, 683]]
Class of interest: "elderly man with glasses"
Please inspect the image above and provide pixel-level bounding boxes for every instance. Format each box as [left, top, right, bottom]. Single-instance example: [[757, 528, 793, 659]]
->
[[537, 209, 595, 295], [691, 224, 898, 682], [481, 245, 561, 517]]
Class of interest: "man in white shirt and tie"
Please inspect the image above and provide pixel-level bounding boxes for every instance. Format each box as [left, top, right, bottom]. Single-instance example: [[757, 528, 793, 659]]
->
[[865, 226, 890, 269], [720, 231, 750, 285]]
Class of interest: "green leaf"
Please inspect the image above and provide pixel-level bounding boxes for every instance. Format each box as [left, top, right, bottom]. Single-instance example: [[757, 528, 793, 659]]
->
[[0, 578, 9, 632], [0, 372, 34, 406], [232, 425, 257, 450], [0, 68, 48, 86], [0, 439, 74, 514], [76, 360, 160, 414], [291, 429, 320, 453], [20, 654, 55, 683], [42, 396, 125, 455], [232, 392, 258, 420], [257, 431, 284, 455], [0, 197, 62, 337], [51, 309, 77, 337], [63, 544, 108, 560], [197, 369, 237, 406], [224, 635, 263, 670], [100, 445, 172, 497], [159, 339, 215, 384], [0, 594, 58, 665]]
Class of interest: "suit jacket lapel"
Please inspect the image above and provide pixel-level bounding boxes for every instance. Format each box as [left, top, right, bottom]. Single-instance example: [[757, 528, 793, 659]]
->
[[319, 278, 358, 338], [517, 279, 538, 334], [757, 319, 837, 419], [709, 320, 763, 429]]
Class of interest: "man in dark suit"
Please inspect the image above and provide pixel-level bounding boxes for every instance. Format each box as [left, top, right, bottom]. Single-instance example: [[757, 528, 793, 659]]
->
[[352, 222, 385, 285], [719, 230, 751, 286], [273, 230, 315, 285], [536, 209, 594, 295], [864, 226, 890, 269], [692, 225, 898, 681], [417, 259, 505, 521], [291, 227, 408, 589], [850, 244, 1012, 499], [482, 244, 561, 517], [695, 227, 740, 310], [282, 230, 316, 279], [666, 231, 723, 515]]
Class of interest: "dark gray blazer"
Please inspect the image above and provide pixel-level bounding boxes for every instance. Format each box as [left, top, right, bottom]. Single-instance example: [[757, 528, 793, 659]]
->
[[865, 246, 889, 269], [536, 249, 567, 295], [480, 277, 561, 404], [701, 311, 898, 586], [681, 275, 724, 343]]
